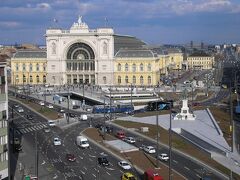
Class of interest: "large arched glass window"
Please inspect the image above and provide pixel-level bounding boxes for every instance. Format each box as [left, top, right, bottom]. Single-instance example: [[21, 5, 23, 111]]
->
[[118, 76, 121, 84], [118, 63, 121, 71], [132, 63, 136, 72], [133, 76, 136, 84], [140, 63, 144, 71], [147, 63, 151, 71], [148, 76, 151, 85], [29, 75, 33, 83], [140, 76, 144, 85], [22, 63, 26, 71], [125, 63, 129, 72], [125, 76, 129, 84]]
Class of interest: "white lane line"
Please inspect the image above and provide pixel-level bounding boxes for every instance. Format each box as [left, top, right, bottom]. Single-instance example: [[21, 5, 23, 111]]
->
[[196, 174, 201, 178], [92, 174, 96, 177], [89, 158, 93, 162], [106, 171, 111, 176], [184, 166, 190, 171], [80, 170, 85, 175], [173, 160, 178, 163], [83, 166, 87, 171], [89, 154, 96, 158], [120, 170, 124, 174]]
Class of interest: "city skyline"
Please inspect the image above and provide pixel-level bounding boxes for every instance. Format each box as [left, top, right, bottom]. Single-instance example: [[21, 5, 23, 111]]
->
[[1, 0, 240, 45]]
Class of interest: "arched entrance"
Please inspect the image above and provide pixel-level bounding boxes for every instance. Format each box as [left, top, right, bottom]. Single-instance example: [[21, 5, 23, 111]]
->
[[66, 42, 95, 84]]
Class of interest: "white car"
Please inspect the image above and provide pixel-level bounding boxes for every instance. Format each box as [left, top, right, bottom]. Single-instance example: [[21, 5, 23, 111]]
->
[[39, 101, 45, 106], [53, 138, 61, 146], [143, 145, 156, 154], [46, 104, 54, 109], [158, 153, 169, 161], [123, 137, 136, 144], [118, 160, 132, 170], [17, 107, 24, 113], [48, 120, 56, 127]]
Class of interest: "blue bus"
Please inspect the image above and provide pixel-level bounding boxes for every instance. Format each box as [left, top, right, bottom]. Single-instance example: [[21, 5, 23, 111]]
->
[[92, 104, 133, 114]]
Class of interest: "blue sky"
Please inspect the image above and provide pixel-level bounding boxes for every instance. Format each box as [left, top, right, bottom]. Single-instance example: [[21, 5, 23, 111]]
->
[[1, 0, 240, 45]]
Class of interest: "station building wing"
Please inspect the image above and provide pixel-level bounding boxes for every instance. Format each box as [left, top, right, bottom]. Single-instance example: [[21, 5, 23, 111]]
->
[[13, 50, 46, 58]]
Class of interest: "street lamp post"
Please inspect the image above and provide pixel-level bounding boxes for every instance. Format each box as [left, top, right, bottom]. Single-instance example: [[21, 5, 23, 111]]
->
[[169, 109, 173, 180]]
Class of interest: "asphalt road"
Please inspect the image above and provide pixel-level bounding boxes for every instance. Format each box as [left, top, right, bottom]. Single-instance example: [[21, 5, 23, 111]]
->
[[91, 118, 227, 180], [9, 100, 140, 180]]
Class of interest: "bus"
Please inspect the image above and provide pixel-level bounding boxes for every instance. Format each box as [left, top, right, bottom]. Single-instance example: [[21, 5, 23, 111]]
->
[[146, 100, 173, 111], [92, 104, 133, 114]]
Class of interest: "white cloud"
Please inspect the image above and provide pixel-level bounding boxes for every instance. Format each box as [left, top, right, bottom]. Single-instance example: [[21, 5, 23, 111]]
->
[[0, 21, 21, 28]]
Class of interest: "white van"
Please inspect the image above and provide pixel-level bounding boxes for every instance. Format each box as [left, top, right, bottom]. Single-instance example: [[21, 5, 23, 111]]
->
[[79, 114, 88, 121], [76, 136, 89, 148]]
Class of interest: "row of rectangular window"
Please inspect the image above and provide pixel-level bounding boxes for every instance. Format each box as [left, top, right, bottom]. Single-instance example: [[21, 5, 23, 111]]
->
[[117, 63, 152, 72], [66, 62, 95, 71], [15, 63, 46, 72], [0, 135, 7, 145], [0, 152, 8, 162], [117, 76, 152, 84]]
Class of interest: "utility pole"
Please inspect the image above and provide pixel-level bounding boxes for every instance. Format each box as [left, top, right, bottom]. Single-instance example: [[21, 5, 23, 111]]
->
[[156, 101, 159, 168], [169, 109, 172, 180], [35, 131, 38, 178]]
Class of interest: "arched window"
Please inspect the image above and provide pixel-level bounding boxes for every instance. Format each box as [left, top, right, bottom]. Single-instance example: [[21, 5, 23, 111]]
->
[[140, 63, 144, 71], [125, 76, 129, 84], [29, 63, 33, 72], [132, 63, 136, 72], [148, 76, 151, 85], [16, 63, 19, 71], [23, 74, 26, 83], [118, 76, 121, 84], [147, 63, 151, 71], [132, 76, 136, 84], [36, 63, 39, 71], [117, 63, 121, 71], [22, 63, 26, 71], [103, 42, 108, 55], [30, 75, 33, 83], [103, 76, 107, 84], [52, 42, 56, 55], [43, 75, 46, 83], [36, 75, 40, 83], [43, 63, 46, 71], [125, 63, 129, 72], [140, 76, 144, 85]]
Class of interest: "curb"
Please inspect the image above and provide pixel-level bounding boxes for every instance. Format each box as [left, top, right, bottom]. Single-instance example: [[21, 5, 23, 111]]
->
[[108, 121, 230, 180]]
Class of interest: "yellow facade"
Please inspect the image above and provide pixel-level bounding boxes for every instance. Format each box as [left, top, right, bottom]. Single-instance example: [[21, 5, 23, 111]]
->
[[168, 52, 183, 70], [11, 51, 47, 85], [187, 55, 214, 70], [114, 57, 161, 86]]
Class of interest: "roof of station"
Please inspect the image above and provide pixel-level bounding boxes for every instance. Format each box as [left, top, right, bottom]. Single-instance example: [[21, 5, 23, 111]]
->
[[13, 50, 47, 58]]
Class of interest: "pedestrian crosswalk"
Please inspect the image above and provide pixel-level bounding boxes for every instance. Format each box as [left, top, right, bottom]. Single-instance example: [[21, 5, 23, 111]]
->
[[15, 123, 48, 135], [64, 172, 77, 178]]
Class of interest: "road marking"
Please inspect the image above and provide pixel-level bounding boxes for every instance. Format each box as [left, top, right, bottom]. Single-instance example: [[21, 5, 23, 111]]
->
[[106, 171, 111, 176], [105, 167, 115, 171], [83, 166, 87, 171], [184, 166, 190, 171], [92, 174, 96, 177], [78, 155, 83, 159], [120, 170, 124, 174], [173, 160, 178, 163], [89, 154, 96, 158], [196, 174, 201, 178], [89, 158, 93, 162], [80, 170, 85, 175]]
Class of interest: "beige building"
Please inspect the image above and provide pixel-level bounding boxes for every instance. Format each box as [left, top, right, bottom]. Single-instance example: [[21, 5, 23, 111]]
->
[[187, 52, 214, 70], [11, 50, 47, 85]]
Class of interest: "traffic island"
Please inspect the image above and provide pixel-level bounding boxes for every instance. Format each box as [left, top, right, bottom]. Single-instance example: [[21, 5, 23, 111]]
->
[[82, 127, 185, 180]]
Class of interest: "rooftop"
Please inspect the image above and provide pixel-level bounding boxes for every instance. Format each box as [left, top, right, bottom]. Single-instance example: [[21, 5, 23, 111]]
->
[[13, 50, 47, 58], [115, 48, 157, 58], [189, 51, 211, 57]]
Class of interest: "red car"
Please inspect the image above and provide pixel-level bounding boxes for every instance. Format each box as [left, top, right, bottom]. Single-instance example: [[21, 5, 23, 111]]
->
[[66, 154, 76, 162], [116, 130, 125, 139]]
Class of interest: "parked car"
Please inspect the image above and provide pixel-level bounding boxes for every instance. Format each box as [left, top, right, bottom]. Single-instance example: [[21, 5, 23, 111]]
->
[[69, 113, 77, 118], [142, 145, 156, 154], [53, 138, 61, 146], [48, 120, 56, 127], [39, 101, 45, 106], [66, 153, 76, 162], [98, 157, 109, 166], [73, 105, 80, 109], [13, 104, 20, 108], [26, 115, 33, 120], [118, 160, 132, 170], [99, 125, 113, 133], [158, 153, 169, 161], [46, 104, 54, 109], [79, 114, 88, 121], [121, 172, 137, 180], [123, 137, 136, 144], [59, 108, 65, 113], [43, 127, 51, 133], [17, 107, 24, 113], [116, 130, 125, 139]]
